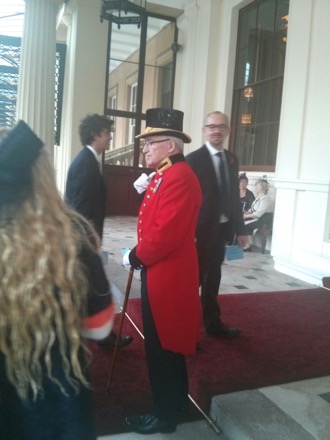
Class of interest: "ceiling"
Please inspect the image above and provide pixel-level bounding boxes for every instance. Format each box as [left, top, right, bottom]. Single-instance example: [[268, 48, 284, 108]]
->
[[0, 1, 188, 72], [0, 1, 188, 39], [0, 1, 25, 38]]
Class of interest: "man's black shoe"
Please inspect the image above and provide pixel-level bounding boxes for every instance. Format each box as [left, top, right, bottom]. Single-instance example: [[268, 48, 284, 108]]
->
[[97, 331, 133, 348], [124, 414, 176, 434], [207, 325, 241, 338]]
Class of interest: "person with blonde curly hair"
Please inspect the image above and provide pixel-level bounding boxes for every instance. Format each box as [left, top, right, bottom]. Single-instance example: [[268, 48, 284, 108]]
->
[[0, 121, 114, 439]]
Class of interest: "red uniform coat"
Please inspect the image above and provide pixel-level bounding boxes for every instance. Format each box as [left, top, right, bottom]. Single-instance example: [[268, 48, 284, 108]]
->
[[135, 158, 202, 355]]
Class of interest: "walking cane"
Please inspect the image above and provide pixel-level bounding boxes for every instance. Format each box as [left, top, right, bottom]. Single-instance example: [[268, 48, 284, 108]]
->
[[105, 266, 222, 435], [106, 266, 134, 394]]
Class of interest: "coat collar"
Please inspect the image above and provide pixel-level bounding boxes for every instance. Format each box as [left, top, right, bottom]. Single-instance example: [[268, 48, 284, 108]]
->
[[156, 153, 185, 173]]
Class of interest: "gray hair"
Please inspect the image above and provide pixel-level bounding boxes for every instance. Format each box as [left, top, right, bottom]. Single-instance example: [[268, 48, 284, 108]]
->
[[255, 178, 269, 194], [168, 136, 184, 153]]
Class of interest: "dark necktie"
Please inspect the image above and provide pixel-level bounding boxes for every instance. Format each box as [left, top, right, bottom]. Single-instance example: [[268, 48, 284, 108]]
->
[[217, 152, 231, 217]]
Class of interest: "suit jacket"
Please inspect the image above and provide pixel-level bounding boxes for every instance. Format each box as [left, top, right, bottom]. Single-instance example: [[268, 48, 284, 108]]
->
[[65, 147, 106, 239], [130, 155, 202, 355], [186, 145, 245, 251]]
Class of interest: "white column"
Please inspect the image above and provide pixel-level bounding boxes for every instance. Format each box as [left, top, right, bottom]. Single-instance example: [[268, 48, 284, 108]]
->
[[16, 0, 63, 160], [55, 0, 109, 194], [176, 0, 224, 152]]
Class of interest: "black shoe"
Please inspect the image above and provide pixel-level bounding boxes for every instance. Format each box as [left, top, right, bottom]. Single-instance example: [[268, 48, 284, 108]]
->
[[97, 332, 133, 348], [207, 324, 241, 338], [124, 414, 176, 434]]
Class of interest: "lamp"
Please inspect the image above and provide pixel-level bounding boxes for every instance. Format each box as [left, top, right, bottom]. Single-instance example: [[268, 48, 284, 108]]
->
[[243, 87, 254, 100], [241, 113, 252, 125], [100, 0, 147, 29]]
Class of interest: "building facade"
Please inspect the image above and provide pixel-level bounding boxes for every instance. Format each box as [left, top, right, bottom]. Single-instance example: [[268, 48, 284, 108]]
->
[[16, 0, 330, 286]]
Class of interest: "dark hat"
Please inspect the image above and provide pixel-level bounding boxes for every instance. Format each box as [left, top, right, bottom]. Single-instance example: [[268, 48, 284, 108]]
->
[[135, 108, 191, 143], [0, 120, 44, 207]]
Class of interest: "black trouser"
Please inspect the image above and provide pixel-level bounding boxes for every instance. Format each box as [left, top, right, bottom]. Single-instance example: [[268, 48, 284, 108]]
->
[[140, 269, 188, 424], [198, 222, 231, 331]]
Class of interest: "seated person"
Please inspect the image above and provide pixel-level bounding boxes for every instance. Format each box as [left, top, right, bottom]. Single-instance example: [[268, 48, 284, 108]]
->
[[239, 172, 255, 212], [243, 177, 274, 251]]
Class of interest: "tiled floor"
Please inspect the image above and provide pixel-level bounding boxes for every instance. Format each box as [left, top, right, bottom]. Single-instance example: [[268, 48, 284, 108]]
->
[[99, 216, 330, 440], [102, 215, 313, 294]]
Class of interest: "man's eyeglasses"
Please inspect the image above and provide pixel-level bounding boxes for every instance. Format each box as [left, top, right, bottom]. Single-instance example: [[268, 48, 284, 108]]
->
[[140, 138, 170, 150], [205, 124, 229, 131]]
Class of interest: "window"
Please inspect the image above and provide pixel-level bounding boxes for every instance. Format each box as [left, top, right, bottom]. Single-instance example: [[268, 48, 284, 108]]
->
[[0, 35, 66, 145], [159, 62, 173, 108], [230, 0, 289, 171], [110, 95, 117, 150], [128, 83, 137, 144], [104, 14, 178, 167]]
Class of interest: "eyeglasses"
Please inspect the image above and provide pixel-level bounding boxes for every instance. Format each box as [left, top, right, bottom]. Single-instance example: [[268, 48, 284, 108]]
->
[[205, 124, 229, 131], [140, 138, 170, 150]]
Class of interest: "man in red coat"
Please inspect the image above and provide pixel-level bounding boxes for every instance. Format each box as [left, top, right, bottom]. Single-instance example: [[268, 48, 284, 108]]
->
[[123, 109, 202, 435]]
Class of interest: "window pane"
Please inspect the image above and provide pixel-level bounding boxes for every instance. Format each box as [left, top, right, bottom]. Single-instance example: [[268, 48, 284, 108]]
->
[[238, 7, 257, 50], [275, 0, 289, 33], [231, 0, 289, 170], [235, 125, 256, 166], [258, 0, 276, 38], [142, 19, 175, 113], [255, 82, 272, 124], [270, 77, 283, 121], [256, 35, 273, 81], [267, 122, 279, 165], [104, 116, 136, 166], [272, 30, 287, 76], [160, 62, 173, 107], [105, 13, 177, 168], [253, 124, 269, 165], [107, 22, 141, 112]]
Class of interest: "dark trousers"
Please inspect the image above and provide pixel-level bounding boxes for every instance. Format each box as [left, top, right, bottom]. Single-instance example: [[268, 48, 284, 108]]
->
[[140, 270, 189, 424], [198, 222, 231, 331]]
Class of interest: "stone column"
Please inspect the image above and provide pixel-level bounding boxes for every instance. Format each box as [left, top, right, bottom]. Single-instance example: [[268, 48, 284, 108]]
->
[[55, 0, 109, 194], [17, 0, 63, 160]]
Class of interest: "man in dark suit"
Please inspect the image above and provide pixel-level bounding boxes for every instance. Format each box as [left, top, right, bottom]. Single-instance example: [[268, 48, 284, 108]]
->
[[65, 113, 133, 348], [186, 111, 248, 338]]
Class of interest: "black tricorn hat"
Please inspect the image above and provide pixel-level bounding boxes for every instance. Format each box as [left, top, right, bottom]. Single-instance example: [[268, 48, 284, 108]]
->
[[0, 120, 44, 207], [135, 108, 191, 143]]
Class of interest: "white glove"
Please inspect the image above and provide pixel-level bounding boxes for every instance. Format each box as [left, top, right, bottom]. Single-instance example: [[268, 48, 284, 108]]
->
[[133, 172, 156, 194], [122, 248, 131, 267]]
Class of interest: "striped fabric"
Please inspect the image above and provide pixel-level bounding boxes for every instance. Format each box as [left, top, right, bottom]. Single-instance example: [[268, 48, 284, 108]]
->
[[81, 302, 115, 340]]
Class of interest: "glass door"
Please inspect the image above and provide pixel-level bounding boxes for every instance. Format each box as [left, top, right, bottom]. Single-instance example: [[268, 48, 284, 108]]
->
[[103, 12, 178, 215]]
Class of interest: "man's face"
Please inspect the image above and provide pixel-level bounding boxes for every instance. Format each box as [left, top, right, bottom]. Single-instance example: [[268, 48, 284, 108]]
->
[[141, 136, 171, 168], [93, 129, 112, 155], [203, 113, 230, 150]]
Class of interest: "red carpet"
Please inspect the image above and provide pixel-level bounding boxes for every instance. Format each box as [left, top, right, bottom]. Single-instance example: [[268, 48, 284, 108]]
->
[[89, 288, 330, 436]]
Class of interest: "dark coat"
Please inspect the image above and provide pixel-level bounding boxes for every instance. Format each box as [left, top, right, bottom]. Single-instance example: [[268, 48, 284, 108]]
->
[[186, 145, 245, 250], [65, 147, 106, 239]]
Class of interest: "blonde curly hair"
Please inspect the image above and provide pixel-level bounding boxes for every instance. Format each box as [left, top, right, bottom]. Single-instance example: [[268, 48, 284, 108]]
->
[[0, 145, 99, 401]]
